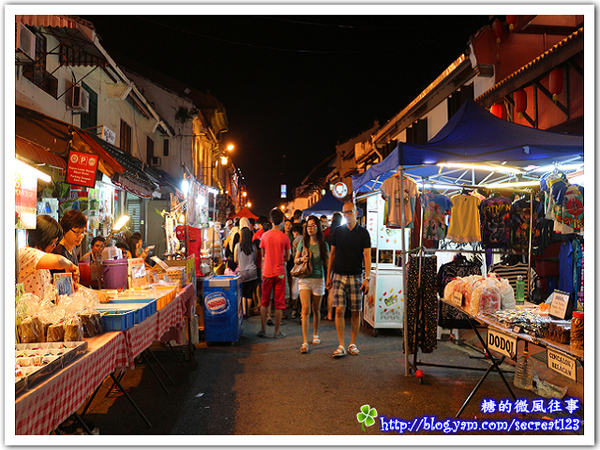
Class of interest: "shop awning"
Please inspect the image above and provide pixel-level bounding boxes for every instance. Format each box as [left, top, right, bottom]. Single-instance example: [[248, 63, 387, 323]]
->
[[16, 15, 107, 67], [73, 129, 124, 175], [15, 136, 67, 170]]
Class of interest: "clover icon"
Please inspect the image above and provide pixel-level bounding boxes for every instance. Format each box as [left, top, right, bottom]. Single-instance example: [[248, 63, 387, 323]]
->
[[356, 404, 378, 431]]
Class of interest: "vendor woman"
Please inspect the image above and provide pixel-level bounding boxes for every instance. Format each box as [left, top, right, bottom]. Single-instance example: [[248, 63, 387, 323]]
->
[[18, 215, 79, 301], [52, 210, 109, 302]]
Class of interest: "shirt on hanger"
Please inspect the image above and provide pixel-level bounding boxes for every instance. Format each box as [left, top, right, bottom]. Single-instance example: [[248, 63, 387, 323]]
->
[[420, 192, 452, 241], [447, 194, 481, 243], [380, 175, 418, 228], [510, 197, 544, 249], [479, 196, 511, 248]]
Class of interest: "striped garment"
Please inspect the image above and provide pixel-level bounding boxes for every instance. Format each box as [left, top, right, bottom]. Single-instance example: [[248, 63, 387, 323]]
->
[[488, 262, 537, 302]]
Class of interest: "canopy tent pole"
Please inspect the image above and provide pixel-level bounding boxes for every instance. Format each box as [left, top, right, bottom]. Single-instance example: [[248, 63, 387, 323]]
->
[[399, 167, 411, 377]]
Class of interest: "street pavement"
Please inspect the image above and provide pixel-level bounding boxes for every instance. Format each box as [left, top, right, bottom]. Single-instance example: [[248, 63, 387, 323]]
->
[[84, 311, 584, 442]]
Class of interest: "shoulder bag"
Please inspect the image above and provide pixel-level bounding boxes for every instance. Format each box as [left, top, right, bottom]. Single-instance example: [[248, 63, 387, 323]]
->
[[290, 246, 312, 278]]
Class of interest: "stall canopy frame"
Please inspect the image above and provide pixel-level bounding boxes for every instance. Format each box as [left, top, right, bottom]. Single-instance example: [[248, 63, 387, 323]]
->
[[350, 100, 584, 377]]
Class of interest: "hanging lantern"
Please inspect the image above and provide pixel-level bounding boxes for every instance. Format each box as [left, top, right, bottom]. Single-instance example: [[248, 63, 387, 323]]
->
[[491, 103, 503, 118], [492, 19, 504, 45], [549, 68, 563, 102], [514, 90, 527, 120], [506, 15, 518, 31]]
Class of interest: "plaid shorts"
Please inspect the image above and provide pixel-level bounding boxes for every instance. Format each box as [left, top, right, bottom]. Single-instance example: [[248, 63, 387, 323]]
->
[[331, 273, 364, 312]]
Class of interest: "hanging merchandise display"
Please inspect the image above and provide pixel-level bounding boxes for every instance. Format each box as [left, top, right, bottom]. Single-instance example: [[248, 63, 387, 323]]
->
[[380, 173, 418, 228], [479, 195, 511, 248], [447, 191, 481, 243], [420, 190, 452, 241]]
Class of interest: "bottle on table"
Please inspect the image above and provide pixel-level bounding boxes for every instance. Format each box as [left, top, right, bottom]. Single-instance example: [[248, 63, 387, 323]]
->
[[513, 348, 534, 390], [515, 275, 525, 305]]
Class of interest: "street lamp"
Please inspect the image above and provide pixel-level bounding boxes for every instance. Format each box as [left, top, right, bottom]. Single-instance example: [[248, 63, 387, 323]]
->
[[226, 144, 235, 152]]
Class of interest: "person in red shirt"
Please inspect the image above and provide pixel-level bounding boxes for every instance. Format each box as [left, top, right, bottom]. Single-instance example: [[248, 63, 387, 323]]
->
[[257, 208, 291, 339]]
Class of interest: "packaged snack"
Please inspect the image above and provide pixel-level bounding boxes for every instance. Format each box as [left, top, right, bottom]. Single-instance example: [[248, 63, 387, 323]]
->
[[18, 315, 44, 343], [63, 316, 84, 342], [46, 321, 65, 342]]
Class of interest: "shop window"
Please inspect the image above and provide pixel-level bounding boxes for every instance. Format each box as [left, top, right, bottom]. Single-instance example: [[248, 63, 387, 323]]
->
[[447, 85, 474, 119], [147, 136, 155, 165], [120, 119, 132, 153], [163, 139, 169, 157], [22, 30, 58, 98], [406, 119, 428, 145], [80, 83, 98, 130], [126, 197, 141, 233]]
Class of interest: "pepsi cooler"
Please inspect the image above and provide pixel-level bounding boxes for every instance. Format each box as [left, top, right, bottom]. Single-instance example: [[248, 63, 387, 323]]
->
[[203, 275, 243, 343]]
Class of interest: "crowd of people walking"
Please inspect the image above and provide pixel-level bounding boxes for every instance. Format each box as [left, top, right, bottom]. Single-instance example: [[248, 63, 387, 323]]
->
[[218, 202, 371, 357]]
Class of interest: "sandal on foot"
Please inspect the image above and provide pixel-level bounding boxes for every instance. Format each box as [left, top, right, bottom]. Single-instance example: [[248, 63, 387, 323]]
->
[[274, 331, 287, 339], [312, 335, 321, 345], [267, 319, 274, 326], [348, 344, 360, 355], [300, 343, 309, 353], [256, 329, 266, 337], [332, 345, 347, 357]]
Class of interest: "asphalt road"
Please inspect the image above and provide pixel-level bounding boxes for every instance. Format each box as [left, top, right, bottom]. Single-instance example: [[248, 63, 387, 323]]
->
[[83, 312, 584, 442]]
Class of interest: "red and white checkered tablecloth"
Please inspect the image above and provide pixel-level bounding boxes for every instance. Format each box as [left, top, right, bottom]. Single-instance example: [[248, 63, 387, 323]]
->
[[120, 290, 187, 370], [15, 332, 127, 435]]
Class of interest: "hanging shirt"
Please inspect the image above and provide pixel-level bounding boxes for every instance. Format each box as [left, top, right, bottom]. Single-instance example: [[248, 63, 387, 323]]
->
[[447, 194, 481, 243], [380, 175, 418, 228], [558, 240, 574, 296], [561, 184, 584, 233], [479, 196, 511, 248], [510, 198, 544, 249], [420, 192, 452, 241], [489, 261, 537, 302]]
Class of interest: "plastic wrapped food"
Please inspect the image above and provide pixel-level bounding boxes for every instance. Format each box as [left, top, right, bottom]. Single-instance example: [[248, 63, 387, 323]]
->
[[76, 308, 101, 337], [443, 279, 465, 304], [18, 315, 44, 343], [46, 321, 65, 342], [498, 278, 515, 310], [63, 316, 84, 342], [471, 279, 501, 315], [571, 311, 584, 349], [547, 320, 571, 344]]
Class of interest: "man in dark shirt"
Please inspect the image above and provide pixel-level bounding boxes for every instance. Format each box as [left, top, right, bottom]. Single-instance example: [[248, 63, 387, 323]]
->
[[326, 202, 371, 357]]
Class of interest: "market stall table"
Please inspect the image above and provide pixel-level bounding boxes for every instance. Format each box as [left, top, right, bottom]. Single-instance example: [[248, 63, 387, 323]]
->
[[14, 284, 193, 435], [424, 298, 585, 417], [15, 332, 127, 435]]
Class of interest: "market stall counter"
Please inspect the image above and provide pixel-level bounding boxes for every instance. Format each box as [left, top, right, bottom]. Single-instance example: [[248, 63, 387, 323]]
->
[[426, 295, 585, 418], [15, 284, 194, 435]]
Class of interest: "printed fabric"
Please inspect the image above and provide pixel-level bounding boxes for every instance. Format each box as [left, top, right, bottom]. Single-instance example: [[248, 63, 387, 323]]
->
[[510, 198, 544, 249], [447, 194, 481, 243], [404, 255, 438, 354], [380, 175, 418, 228], [479, 196, 511, 248], [420, 193, 452, 241], [437, 257, 482, 329], [18, 246, 50, 301]]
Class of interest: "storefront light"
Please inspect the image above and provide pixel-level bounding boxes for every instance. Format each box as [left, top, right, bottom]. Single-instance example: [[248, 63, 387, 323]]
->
[[485, 181, 540, 188], [437, 162, 521, 174], [16, 159, 51, 182], [113, 215, 130, 232], [182, 179, 190, 195]]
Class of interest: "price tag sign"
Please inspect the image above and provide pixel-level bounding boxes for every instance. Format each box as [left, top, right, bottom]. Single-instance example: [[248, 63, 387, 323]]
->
[[451, 291, 463, 307], [487, 328, 517, 359], [549, 290, 570, 319], [547, 349, 577, 381]]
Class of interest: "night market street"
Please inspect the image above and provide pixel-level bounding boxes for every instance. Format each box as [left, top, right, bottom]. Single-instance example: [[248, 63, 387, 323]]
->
[[82, 312, 583, 437]]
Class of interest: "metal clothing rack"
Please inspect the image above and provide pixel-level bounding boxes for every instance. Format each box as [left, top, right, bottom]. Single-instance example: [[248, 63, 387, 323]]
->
[[406, 182, 535, 413]]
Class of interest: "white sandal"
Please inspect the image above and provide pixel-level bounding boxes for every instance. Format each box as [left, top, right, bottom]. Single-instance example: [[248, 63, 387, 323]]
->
[[333, 345, 346, 357], [300, 343, 309, 354], [312, 335, 321, 345], [348, 344, 360, 356]]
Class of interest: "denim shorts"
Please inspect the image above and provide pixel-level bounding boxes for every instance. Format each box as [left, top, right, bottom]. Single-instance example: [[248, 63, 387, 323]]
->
[[331, 273, 364, 312]]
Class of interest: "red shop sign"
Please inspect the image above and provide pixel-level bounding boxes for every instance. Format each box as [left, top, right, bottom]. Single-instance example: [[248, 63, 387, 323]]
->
[[66, 150, 98, 188]]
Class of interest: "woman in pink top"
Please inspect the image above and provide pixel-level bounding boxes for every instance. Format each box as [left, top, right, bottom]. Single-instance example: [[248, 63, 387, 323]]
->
[[18, 215, 79, 301]]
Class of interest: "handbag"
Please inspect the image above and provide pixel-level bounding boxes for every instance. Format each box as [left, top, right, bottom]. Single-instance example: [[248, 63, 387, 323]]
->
[[290, 247, 312, 278]]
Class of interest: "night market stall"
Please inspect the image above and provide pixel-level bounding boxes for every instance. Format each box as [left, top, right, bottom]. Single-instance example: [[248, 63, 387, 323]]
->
[[351, 100, 584, 413]]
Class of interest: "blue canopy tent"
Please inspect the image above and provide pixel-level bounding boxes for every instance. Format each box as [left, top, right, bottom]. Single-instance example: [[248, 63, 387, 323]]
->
[[302, 191, 345, 216], [349, 100, 584, 376], [352, 100, 584, 194]]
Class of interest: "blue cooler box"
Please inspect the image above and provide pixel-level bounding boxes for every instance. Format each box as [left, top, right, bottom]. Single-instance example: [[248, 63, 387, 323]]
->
[[203, 275, 243, 342]]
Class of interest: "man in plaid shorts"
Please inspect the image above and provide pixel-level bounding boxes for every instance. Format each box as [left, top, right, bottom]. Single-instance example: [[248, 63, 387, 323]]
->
[[326, 202, 371, 357]]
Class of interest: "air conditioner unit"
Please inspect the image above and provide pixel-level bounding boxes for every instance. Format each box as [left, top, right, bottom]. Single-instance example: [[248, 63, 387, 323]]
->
[[151, 156, 162, 167], [68, 85, 90, 114], [16, 23, 36, 62]]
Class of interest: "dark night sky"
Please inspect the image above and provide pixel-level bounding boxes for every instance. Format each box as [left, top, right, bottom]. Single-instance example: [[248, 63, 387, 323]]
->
[[81, 13, 491, 216]]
